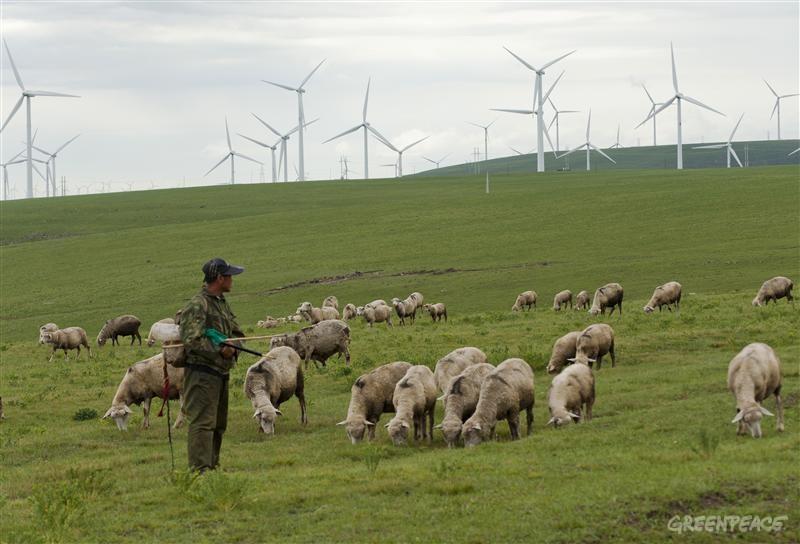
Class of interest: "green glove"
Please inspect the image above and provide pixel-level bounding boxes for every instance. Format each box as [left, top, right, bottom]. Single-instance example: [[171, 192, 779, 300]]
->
[[204, 328, 228, 347]]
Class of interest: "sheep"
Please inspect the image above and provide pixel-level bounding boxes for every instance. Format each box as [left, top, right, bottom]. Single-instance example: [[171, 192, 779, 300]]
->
[[575, 290, 591, 311], [512, 290, 537, 312], [342, 303, 357, 321], [392, 297, 416, 325], [752, 276, 794, 307], [644, 281, 682, 313], [97, 315, 142, 346], [365, 299, 388, 309], [436, 363, 495, 447], [146, 319, 178, 347], [547, 363, 595, 428], [568, 324, 616, 370], [41, 327, 92, 362], [38, 323, 58, 344], [322, 295, 339, 310], [589, 283, 624, 316], [728, 343, 784, 438], [269, 319, 350, 368], [546, 331, 582, 375], [423, 303, 448, 322], [553, 290, 573, 311], [337, 361, 413, 444], [256, 316, 280, 329], [462, 358, 534, 446], [362, 304, 393, 328], [244, 346, 306, 435], [433, 347, 488, 393], [409, 292, 424, 316], [103, 353, 185, 431], [298, 302, 339, 324], [386, 365, 437, 446], [286, 313, 303, 323]]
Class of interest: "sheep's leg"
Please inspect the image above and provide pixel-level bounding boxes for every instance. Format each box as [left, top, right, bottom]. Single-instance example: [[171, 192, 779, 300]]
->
[[137, 332, 142, 346], [427, 409, 434, 442], [618, 301, 623, 315], [525, 406, 533, 435], [63, 348, 69, 361], [130, 335, 135, 346], [508, 412, 520, 440], [49, 347, 56, 362], [775, 388, 784, 432], [367, 421, 376, 441], [142, 397, 151, 429], [298, 390, 307, 425], [344, 345, 351, 366]]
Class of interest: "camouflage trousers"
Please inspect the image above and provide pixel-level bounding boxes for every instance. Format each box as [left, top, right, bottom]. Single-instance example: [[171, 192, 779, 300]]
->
[[184, 365, 229, 471]]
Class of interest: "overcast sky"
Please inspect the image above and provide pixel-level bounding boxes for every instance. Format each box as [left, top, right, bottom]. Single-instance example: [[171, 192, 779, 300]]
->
[[1, 1, 798, 197]]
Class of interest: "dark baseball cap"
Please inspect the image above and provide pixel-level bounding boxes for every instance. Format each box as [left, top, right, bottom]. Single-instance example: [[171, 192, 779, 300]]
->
[[202, 257, 244, 281]]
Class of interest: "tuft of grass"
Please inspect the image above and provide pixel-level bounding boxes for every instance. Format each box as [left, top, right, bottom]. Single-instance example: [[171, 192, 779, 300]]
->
[[187, 471, 249, 512], [71, 408, 98, 421], [363, 444, 388, 476], [690, 429, 721, 460]]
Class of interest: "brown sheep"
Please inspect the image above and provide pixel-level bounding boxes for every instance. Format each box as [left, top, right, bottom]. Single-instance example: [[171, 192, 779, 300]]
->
[[97, 315, 142, 346]]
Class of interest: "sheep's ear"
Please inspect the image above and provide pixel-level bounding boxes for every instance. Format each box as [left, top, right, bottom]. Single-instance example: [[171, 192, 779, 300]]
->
[[759, 406, 774, 417], [254, 411, 262, 419], [472, 423, 481, 431], [587, 358, 597, 363], [434, 424, 443, 429], [102, 408, 113, 419], [547, 417, 555, 426], [568, 412, 581, 421], [401, 421, 410, 429], [384, 422, 391, 428], [365, 421, 375, 426], [731, 411, 744, 423], [567, 358, 576, 363], [437, 394, 446, 401], [274, 409, 283, 416], [336, 420, 348, 426], [124, 405, 133, 414]]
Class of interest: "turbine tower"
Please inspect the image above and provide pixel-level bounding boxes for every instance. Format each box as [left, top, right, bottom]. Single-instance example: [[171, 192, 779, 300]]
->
[[204, 118, 262, 184], [763, 79, 799, 140], [1, 40, 79, 199], [637, 43, 724, 170], [560, 110, 616, 171], [608, 125, 623, 149], [31, 134, 80, 197], [547, 97, 578, 152], [503, 47, 575, 172], [276, 119, 319, 182], [467, 120, 497, 193], [372, 134, 428, 177], [1, 151, 23, 200], [262, 60, 325, 182], [693, 113, 745, 168]]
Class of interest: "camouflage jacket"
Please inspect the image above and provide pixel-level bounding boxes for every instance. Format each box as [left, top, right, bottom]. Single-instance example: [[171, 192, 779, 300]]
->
[[179, 287, 244, 374]]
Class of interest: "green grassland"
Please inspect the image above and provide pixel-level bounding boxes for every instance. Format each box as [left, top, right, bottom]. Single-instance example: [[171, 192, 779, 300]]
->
[[0, 166, 799, 543]]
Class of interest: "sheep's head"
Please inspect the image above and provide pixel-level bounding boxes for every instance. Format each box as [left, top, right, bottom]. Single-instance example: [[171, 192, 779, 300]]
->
[[437, 415, 464, 448], [299, 302, 313, 313], [337, 416, 374, 444], [589, 307, 601, 316], [146, 338, 156, 347], [253, 405, 282, 435], [567, 356, 594, 367], [40, 332, 54, 345], [751, 296, 763, 307], [386, 417, 410, 446], [103, 405, 133, 431], [732, 405, 773, 438], [643, 305, 655, 314], [546, 360, 563, 375], [355, 306, 365, 316], [269, 335, 287, 349], [461, 420, 485, 447], [547, 409, 580, 428]]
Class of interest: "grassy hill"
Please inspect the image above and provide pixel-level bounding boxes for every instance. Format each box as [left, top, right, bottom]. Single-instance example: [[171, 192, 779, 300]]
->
[[0, 166, 798, 543]]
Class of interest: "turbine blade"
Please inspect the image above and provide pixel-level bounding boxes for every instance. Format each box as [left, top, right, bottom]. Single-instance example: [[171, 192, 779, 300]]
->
[[670, 42, 679, 93], [770, 99, 779, 119], [541, 70, 565, 104], [636, 96, 676, 128], [642, 84, 655, 105], [440, 153, 450, 162], [586, 109, 591, 140], [541, 50, 576, 71], [54, 134, 80, 155], [542, 120, 558, 156], [401, 136, 428, 152], [31, 144, 50, 155], [262, 79, 297, 92], [487, 118, 498, 128], [681, 94, 724, 116], [0, 95, 24, 133], [589, 143, 616, 164], [788, 148, 800, 156], [32, 162, 47, 181], [26, 90, 80, 98], [466, 121, 485, 129], [559, 143, 586, 158], [781, 93, 800, 98], [225, 118, 232, 151], [762, 79, 779, 97], [490, 108, 535, 115], [3, 39, 24, 90], [362, 77, 370, 123], [503, 46, 536, 71], [728, 113, 744, 142], [509, 146, 524, 155], [692, 144, 726, 149], [299, 59, 326, 89], [285, 117, 318, 137], [204, 154, 230, 177], [322, 124, 363, 144], [422, 156, 436, 164], [238, 133, 271, 148], [232, 151, 262, 165], [368, 126, 397, 151], [548, 114, 557, 130], [729, 146, 743, 167]]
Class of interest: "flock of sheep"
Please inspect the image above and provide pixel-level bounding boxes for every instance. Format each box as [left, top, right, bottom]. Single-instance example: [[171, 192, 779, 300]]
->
[[31, 275, 794, 443]]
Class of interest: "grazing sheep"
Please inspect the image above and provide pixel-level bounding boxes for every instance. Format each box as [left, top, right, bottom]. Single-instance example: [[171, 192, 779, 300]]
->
[[244, 346, 306, 435], [103, 353, 185, 431], [546, 331, 582, 375], [362, 304, 393, 328], [553, 290, 573, 311], [728, 343, 784, 438], [298, 301, 340, 324], [568, 324, 616, 370], [433, 347, 488, 393], [269, 319, 350, 368], [589, 283, 624, 316], [575, 290, 591, 311], [462, 359, 534, 446], [547, 363, 595, 427], [342, 303, 357, 321], [409, 292, 424, 316], [422, 303, 448, 322], [286, 313, 304, 323], [512, 290, 537, 312], [38, 323, 58, 344], [643, 281, 682, 313], [97, 315, 142, 346], [393, 297, 417, 325], [752, 276, 794, 307], [436, 363, 495, 447], [256, 317, 280, 329], [322, 295, 339, 310], [337, 361, 413, 444], [365, 299, 388, 309], [146, 319, 178, 347], [386, 366, 437, 446], [41, 327, 92, 362]]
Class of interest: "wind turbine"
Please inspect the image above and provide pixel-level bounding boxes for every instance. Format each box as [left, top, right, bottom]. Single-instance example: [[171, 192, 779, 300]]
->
[[262, 59, 325, 182], [608, 125, 624, 149], [277, 119, 318, 182], [372, 134, 428, 177], [467, 119, 497, 193], [1, 40, 80, 199], [547, 97, 578, 152], [559, 110, 616, 171], [380, 163, 398, 177], [509, 146, 536, 155], [693, 113, 745, 168], [422, 153, 450, 169], [238, 131, 279, 182], [637, 43, 724, 169], [1, 151, 23, 200], [763, 80, 799, 140], [502, 47, 575, 172], [31, 134, 80, 197], [204, 118, 262, 184], [640, 84, 669, 146]]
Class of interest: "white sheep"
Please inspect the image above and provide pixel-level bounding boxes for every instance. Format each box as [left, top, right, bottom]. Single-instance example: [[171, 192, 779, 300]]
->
[[322, 295, 339, 310], [728, 343, 784, 438], [337, 361, 413, 444], [644, 281, 682, 313], [256, 317, 280, 329], [589, 283, 624, 316], [342, 303, 357, 321], [552, 290, 573, 311], [752, 276, 794, 306], [365, 299, 388, 309], [298, 301, 339, 324], [568, 324, 616, 370], [146, 319, 178, 347], [409, 292, 424, 316], [546, 331, 582, 375], [433, 347, 488, 393], [392, 297, 417, 325], [462, 358, 534, 446], [547, 363, 595, 427], [512, 290, 537, 312], [422, 303, 447, 322], [38, 323, 58, 345], [41, 327, 92, 362], [244, 346, 306, 435], [362, 304, 393, 328], [575, 290, 591, 311], [386, 365, 437, 446], [269, 320, 350, 368], [436, 363, 495, 447]]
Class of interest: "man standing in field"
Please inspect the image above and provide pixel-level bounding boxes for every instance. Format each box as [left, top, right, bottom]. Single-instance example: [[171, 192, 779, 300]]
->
[[179, 257, 245, 472]]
